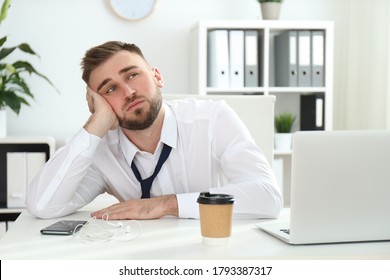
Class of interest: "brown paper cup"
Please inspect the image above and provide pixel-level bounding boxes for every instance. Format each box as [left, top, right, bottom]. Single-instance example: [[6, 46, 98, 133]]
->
[[197, 192, 234, 246]]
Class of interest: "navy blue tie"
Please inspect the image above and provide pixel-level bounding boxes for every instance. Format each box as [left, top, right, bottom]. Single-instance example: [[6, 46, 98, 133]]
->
[[131, 144, 172, 199]]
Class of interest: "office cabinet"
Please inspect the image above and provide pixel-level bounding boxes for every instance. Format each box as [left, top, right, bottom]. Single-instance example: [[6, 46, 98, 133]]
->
[[0, 137, 55, 232]]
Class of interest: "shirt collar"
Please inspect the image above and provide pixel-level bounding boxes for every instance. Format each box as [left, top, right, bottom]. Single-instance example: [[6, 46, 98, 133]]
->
[[119, 103, 178, 162], [160, 102, 178, 149]]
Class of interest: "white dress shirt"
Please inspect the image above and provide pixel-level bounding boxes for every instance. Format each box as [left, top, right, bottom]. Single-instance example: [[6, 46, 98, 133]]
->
[[26, 98, 283, 219]]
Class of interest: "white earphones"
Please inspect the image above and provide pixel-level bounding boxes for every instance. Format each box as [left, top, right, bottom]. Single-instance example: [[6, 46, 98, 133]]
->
[[72, 214, 143, 243]]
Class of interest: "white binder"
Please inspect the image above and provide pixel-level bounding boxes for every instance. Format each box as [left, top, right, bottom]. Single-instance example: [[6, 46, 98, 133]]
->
[[207, 30, 230, 88], [228, 30, 244, 88], [244, 30, 259, 87], [297, 30, 312, 87], [311, 30, 325, 87], [274, 30, 298, 87]]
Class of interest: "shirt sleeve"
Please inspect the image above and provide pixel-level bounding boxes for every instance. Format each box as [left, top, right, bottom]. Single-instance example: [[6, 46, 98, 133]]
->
[[176, 192, 201, 219], [212, 102, 283, 218], [176, 102, 283, 219], [25, 128, 106, 219]]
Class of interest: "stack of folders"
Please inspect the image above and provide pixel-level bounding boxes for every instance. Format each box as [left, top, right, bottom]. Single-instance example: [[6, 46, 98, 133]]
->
[[207, 29, 260, 88], [274, 30, 325, 87]]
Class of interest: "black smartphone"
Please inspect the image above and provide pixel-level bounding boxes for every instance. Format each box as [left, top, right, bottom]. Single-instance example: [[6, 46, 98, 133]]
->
[[40, 220, 87, 235]]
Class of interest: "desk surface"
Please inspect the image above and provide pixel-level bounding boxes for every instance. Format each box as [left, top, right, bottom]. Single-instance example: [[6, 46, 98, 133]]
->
[[0, 208, 389, 260]]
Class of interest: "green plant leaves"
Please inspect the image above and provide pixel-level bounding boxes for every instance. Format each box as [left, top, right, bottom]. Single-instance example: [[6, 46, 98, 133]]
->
[[0, 90, 30, 115], [13, 60, 58, 90], [0, 0, 58, 115], [0, 0, 10, 24], [257, 0, 283, 3], [0, 46, 15, 60], [0, 36, 6, 47], [18, 43, 37, 55], [0, 43, 39, 60], [10, 74, 34, 98], [275, 113, 295, 133]]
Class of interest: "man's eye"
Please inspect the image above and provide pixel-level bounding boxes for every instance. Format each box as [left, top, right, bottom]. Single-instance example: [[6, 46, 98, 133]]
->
[[128, 73, 139, 80], [106, 86, 116, 94]]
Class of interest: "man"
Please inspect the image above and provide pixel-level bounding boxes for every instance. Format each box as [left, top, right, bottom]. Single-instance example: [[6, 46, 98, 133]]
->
[[26, 41, 282, 220]]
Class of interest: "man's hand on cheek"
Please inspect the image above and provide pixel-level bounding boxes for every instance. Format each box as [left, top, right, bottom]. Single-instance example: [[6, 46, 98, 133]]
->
[[84, 87, 119, 137]]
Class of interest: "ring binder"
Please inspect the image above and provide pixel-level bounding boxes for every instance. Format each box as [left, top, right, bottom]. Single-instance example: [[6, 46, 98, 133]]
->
[[297, 30, 312, 87], [244, 30, 259, 87], [229, 30, 244, 88], [274, 30, 298, 87], [311, 30, 325, 87], [207, 30, 230, 88]]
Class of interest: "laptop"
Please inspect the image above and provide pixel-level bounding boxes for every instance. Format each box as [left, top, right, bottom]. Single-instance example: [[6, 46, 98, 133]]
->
[[257, 130, 390, 244]]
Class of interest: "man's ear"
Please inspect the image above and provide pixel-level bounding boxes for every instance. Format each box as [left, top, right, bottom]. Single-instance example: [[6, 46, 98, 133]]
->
[[152, 67, 164, 88]]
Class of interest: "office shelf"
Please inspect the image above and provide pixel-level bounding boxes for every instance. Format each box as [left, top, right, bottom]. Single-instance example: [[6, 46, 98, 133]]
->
[[189, 19, 334, 131]]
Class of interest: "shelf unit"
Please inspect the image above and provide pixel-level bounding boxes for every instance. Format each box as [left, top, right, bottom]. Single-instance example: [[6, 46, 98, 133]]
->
[[189, 20, 334, 205], [189, 20, 334, 132]]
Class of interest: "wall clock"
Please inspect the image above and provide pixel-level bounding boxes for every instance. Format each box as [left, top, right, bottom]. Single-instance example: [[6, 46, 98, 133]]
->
[[110, 0, 158, 21]]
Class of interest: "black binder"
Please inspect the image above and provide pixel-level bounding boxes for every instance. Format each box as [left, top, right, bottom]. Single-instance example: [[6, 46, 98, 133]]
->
[[300, 93, 325, 130]]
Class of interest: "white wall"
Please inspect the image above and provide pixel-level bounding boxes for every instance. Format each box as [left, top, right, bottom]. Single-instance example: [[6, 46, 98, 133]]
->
[[2, 0, 387, 146], [2, 0, 262, 145]]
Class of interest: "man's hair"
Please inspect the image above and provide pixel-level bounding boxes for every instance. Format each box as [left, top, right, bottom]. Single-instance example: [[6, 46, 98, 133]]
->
[[81, 41, 146, 83]]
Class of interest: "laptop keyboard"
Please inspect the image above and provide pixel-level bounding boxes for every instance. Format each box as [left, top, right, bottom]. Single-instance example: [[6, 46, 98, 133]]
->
[[280, 229, 290, 235]]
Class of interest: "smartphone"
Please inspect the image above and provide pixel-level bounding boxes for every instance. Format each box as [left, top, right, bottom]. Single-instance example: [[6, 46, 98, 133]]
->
[[40, 220, 87, 235]]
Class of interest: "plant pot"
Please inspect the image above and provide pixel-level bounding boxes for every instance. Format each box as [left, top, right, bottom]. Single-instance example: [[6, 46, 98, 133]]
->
[[0, 109, 6, 138], [274, 133, 292, 151], [260, 3, 281, 20]]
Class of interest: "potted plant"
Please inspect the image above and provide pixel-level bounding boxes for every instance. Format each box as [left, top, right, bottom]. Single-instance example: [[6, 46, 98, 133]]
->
[[0, 0, 57, 137], [256, 0, 283, 20], [274, 112, 295, 150]]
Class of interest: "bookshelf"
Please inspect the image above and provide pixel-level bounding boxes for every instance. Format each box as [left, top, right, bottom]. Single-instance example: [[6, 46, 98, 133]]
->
[[189, 20, 334, 130], [189, 20, 334, 205]]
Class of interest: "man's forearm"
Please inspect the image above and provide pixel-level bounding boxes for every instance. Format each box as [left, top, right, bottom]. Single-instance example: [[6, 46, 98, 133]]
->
[[91, 194, 179, 220], [160, 194, 179, 217]]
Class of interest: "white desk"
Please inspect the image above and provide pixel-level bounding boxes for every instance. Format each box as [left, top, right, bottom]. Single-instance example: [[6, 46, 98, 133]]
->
[[0, 208, 389, 260]]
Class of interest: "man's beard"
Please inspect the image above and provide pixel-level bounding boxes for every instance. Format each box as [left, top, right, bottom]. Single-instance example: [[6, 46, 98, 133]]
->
[[118, 90, 162, 130]]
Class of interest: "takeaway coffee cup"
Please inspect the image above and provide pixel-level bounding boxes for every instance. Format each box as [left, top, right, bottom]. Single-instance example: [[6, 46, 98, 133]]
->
[[197, 192, 234, 246]]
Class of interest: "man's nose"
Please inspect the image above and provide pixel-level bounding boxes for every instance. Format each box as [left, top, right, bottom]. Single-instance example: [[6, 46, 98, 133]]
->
[[123, 85, 135, 98]]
